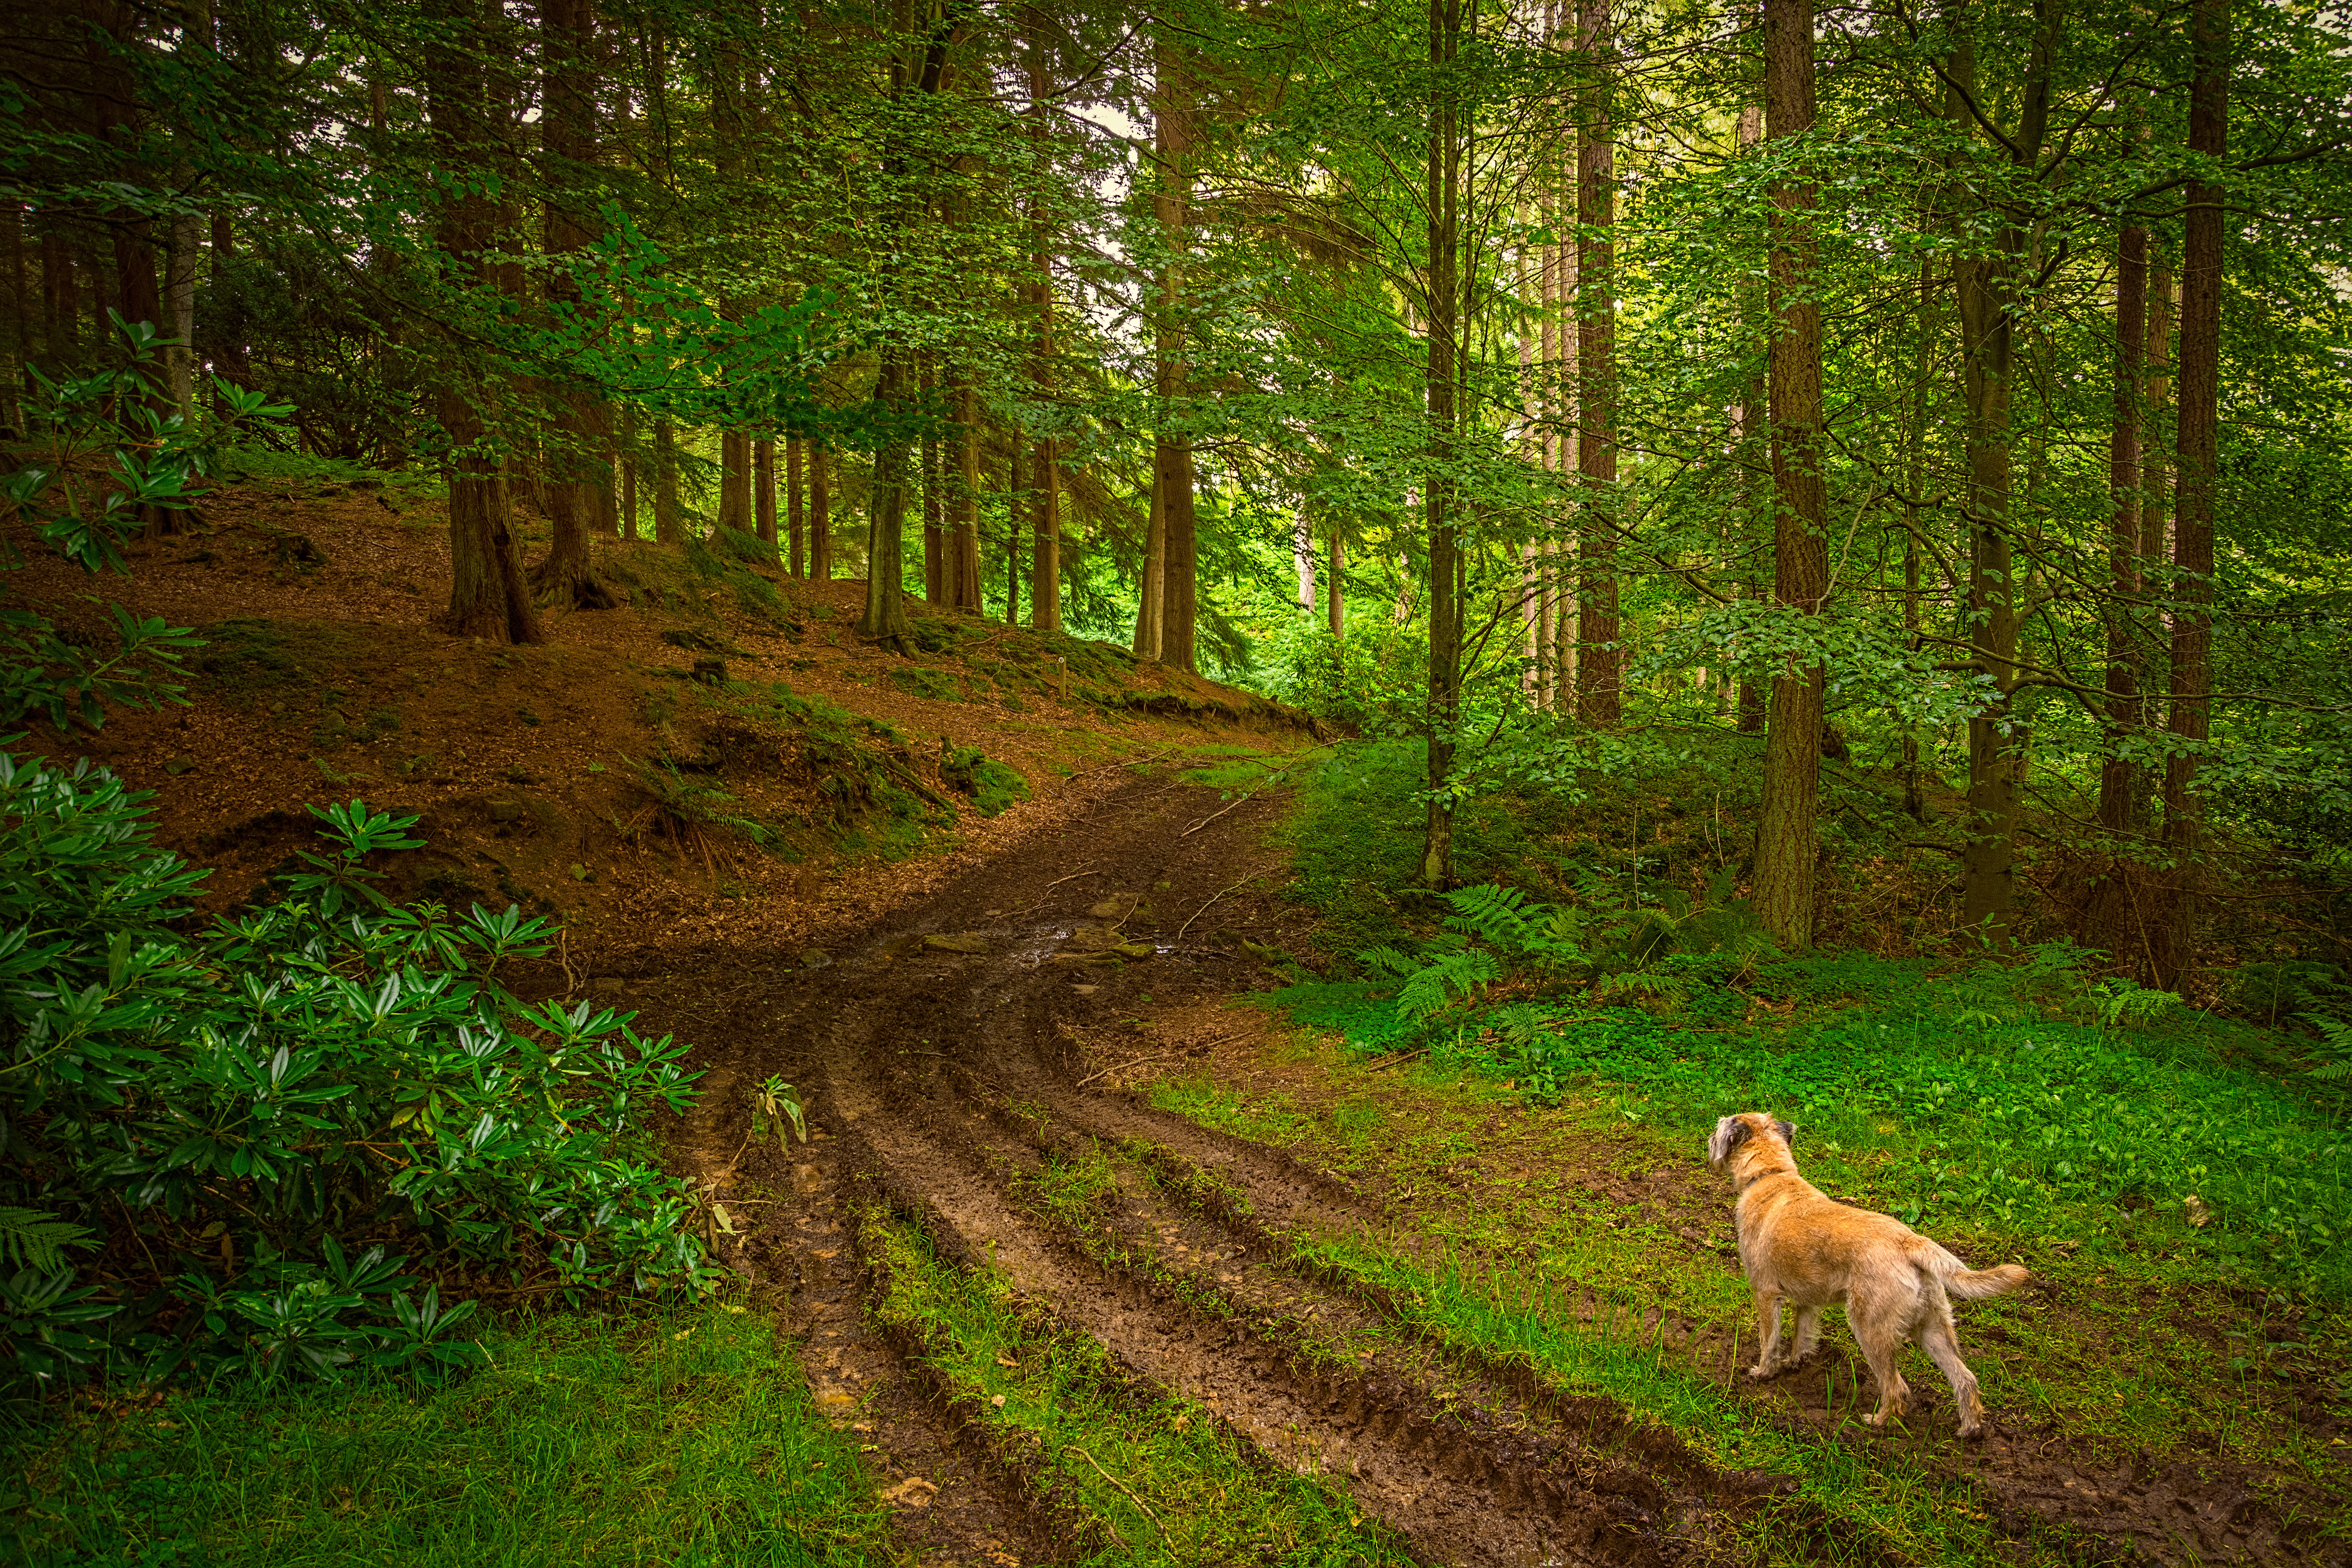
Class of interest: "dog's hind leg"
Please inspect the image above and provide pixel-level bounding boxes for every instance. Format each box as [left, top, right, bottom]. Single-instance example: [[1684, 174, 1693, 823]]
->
[[1848, 1294, 1912, 1428], [1747, 1285, 1785, 1378], [1791, 1304, 1824, 1365], [1919, 1293, 1987, 1437]]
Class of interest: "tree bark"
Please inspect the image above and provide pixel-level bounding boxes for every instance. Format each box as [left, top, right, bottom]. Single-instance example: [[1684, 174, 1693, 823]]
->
[[787, 435, 806, 575], [921, 359, 943, 601], [1751, 0, 1827, 948], [427, 0, 540, 644], [1574, 0, 1620, 726], [1152, 26, 1198, 671], [756, 437, 777, 546], [1951, 6, 2057, 944], [1733, 97, 1766, 735], [1135, 458, 1165, 658], [2083, 216, 2152, 959], [530, 0, 616, 608], [653, 419, 684, 544], [2152, 0, 2227, 989], [857, 349, 917, 650], [810, 445, 832, 578], [1419, 0, 1463, 888], [1327, 526, 1344, 637], [951, 377, 982, 608]]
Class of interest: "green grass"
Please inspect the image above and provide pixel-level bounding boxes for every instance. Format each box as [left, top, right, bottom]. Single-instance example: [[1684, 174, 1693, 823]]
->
[[4, 1298, 895, 1568], [858, 1205, 1415, 1567]]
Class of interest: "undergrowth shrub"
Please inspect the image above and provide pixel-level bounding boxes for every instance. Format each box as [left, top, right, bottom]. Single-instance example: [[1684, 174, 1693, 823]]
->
[[0, 752, 711, 1400]]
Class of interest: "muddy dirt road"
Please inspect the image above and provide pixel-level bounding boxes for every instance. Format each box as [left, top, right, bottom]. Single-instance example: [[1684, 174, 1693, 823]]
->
[[641, 773, 2334, 1567]]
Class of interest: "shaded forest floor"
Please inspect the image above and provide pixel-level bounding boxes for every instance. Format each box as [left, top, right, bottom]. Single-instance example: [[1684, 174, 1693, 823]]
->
[[7, 475, 2350, 1567]]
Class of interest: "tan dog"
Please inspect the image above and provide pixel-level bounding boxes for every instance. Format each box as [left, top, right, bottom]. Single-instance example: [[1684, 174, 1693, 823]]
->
[[1708, 1111, 2027, 1438]]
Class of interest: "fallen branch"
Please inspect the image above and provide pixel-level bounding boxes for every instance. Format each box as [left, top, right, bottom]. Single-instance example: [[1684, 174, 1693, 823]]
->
[[1065, 1444, 1163, 1533], [1176, 865, 1281, 940]]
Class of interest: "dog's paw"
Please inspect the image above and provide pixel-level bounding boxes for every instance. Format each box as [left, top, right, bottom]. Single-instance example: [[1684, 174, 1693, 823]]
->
[[1746, 1362, 1779, 1381], [1860, 1411, 1889, 1428]]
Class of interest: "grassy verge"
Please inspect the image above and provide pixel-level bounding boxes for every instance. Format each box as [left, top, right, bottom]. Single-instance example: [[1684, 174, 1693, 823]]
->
[[5, 1297, 895, 1568], [857, 1204, 1414, 1567]]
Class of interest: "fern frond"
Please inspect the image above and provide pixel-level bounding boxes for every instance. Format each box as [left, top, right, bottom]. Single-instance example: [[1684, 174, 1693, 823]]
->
[[1396, 948, 1499, 1020], [1442, 884, 1538, 950], [1357, 945, 1417, 980], [0, 1207, 95, 1273]]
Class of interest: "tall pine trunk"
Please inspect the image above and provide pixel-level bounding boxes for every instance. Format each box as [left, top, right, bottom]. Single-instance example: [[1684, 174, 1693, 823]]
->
[[1150, 28, 1198, 670], [1419, 0, 1463, 888], [2084, 215, 2153, 961], [2152, 0, 2227, 988], [1751, 0, 1827, 947], [530, 0, 616, 608], [1951, 6, 2056, 944], [1573, 0, 1620, 725], [428, 0, 540, 644]]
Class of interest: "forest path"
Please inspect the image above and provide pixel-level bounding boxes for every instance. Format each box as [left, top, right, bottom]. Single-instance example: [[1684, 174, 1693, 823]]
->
[[644, 766, 2325, 1568], [663, 769, 1743, 1565]]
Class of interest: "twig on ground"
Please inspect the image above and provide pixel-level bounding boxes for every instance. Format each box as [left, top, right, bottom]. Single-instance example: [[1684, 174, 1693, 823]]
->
[[1065, 1444, 1163, 1532], [1039, 866, 1101, 892], [1077, 1051, 1181, 1088], [1176, 864, 1281, 940]]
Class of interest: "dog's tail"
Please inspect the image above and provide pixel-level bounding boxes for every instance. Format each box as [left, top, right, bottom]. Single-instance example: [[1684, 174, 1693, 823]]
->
[[1925, 1246, 2028, 1300]]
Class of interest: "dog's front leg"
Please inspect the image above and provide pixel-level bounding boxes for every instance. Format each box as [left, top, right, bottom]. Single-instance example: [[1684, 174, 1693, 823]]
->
[[1746, 1286, 1785, 1379]]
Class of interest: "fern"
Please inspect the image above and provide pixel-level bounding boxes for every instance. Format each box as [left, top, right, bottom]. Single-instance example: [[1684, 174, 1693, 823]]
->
[[2310, 1013, 2352, 1081], [1357, 944, 1419, 980], [1442, 884, 1588, 970], [0, 1207, 94, 1273], [1396, 946, 1499, 1020]]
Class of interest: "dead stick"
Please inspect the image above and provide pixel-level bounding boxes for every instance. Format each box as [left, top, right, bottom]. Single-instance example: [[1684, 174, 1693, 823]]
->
[[1176, 865, 1280, 940], [1067, 1444, 1163, 1532]]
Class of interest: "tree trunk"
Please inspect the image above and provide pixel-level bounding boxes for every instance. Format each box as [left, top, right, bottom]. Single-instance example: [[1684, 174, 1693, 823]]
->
[[810, 446, 832, 579], [2083, 216, 2152, 960], [427, 0, 540, 644], [921, 359, 942, 601], [951, 377, 981, 608], [2152, 0, 2227, 989], [1574, 0, 1620, 726], [857, 349, 917, 650], [1751, 0, 1827, 948], [787, 436, 806, 576], [1327, 526, 1344, 637], [755, 437, 777, 546], [1152, 26, 1198, 672], [1419, 0, 1463, 888], [1005, 443, 1024, 626], [529, 0, 616, 608], [654, 419, 684, 544], [1296, 499, 1315, 611], [1733, 97, 1766, 735], [719, 429, 755, 537], [1135, 460, 1165, 657], [2, 205, 25, 431], [1951, 7, 2056, 944]]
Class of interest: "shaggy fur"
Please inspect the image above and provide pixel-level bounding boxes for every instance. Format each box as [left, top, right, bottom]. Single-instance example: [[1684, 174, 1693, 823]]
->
[[1708, 1111, 2028, 1438]]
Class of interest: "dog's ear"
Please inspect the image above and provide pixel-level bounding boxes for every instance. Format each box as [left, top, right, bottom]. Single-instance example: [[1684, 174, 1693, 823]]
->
[[1774, 1119, 1796, 1146], [1708, 1116, 1751, 1167]]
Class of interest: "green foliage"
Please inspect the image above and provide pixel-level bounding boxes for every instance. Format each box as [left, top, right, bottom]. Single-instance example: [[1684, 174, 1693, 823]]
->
[[0, 751, 713, 1395], [2, 1296, 894, 1566], [0, 1212, 93, 1276], [0, 326, 283, 731]]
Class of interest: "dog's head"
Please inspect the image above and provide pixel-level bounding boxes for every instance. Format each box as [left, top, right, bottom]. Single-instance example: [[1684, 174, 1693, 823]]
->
[[1708, 1111, 1796, 1172]]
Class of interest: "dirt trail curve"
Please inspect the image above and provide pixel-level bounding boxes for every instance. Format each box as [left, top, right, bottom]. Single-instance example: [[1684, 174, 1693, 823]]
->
[[652, 773, 2324, 1568]]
